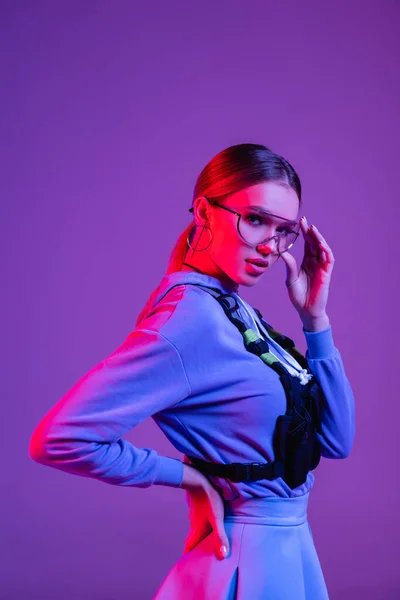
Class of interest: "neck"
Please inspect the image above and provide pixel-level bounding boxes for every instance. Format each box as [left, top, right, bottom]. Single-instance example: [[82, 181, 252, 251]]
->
[[182, 262, 206, 275], [181, 257, 239, 293]]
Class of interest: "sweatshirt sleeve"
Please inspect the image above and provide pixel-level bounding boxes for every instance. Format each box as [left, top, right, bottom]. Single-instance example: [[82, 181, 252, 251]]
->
[[302, 324, 355, 459], [29, 328, 190, 488]]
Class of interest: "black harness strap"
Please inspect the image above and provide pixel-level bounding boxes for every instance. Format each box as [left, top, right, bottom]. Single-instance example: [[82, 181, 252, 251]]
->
[[154, 282, 323, 489]]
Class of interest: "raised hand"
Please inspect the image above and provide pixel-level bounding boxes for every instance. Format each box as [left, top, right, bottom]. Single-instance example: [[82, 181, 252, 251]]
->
[[279, 215, 335, 322]]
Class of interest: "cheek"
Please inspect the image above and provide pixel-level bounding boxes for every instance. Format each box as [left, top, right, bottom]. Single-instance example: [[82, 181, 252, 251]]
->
[[213, 223, 239, 249], [218, 232, 245, 258]]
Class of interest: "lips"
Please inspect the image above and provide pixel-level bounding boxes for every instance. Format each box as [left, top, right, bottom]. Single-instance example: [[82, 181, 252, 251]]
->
[[246, 259, 269, 267]]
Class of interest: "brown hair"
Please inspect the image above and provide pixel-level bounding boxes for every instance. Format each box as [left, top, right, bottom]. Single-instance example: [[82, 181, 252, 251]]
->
[[135, 143, 302, 327]]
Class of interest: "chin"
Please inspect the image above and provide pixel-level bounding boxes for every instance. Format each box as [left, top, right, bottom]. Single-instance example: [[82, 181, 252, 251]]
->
[[222, 262, 269, 289], [240, 277, 261, 288], [231, 271, 262, 288]]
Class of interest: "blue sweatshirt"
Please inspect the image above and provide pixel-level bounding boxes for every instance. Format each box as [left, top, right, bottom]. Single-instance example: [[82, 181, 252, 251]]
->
[[29, 270, 356, 500]]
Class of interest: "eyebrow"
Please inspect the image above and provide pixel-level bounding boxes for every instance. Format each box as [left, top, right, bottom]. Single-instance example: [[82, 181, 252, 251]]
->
[[246, 205, 298, 225]]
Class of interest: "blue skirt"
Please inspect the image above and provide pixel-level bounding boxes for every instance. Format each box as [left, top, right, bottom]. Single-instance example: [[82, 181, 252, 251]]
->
[[153, 491, 330, 599]]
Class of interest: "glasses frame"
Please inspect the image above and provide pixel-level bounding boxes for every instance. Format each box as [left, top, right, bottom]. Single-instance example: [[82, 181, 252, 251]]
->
[[189, 196, 300, 254]]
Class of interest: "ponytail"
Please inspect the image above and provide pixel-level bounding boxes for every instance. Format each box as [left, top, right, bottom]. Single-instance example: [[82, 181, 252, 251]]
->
[[134, 221, 194, 328], [166, 221, 194, 275]]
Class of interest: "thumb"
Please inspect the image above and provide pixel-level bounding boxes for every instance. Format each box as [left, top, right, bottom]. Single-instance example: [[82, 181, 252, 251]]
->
[[279, 251, 299, 288], [213, 524, 230, 560]]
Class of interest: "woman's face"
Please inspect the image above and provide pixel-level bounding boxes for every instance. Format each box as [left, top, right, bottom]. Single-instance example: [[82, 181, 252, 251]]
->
[[202, 181, 300, 289]]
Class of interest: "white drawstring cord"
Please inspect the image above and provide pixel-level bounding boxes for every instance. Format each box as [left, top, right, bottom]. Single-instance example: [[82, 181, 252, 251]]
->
[[235, 295, 313, 386]]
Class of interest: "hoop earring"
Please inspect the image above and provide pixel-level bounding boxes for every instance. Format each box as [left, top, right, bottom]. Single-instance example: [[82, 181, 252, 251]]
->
[[187, 222, 213, 254]]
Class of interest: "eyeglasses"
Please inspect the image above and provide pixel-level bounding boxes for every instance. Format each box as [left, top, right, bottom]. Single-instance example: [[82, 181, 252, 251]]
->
[[189, 197, 300, 254]]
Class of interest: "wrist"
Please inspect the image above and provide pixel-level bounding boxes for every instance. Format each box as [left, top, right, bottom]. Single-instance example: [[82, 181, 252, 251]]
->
[[180, 463, 210, 491], [301, 313, 330, 332]]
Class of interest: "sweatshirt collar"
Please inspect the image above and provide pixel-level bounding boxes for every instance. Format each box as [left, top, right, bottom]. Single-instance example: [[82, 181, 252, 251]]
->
[[153, 270, 238, 307]]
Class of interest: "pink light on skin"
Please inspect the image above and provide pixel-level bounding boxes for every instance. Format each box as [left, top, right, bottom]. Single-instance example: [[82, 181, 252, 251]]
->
[[182, 181, 301, 293]]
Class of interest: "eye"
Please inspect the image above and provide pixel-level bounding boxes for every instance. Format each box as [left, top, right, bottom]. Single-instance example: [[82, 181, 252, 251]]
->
[[245, 213, 263, 226], [278, 227, 296, 236]]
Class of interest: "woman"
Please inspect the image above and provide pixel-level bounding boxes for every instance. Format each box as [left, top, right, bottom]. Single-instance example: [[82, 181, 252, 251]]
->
[[29, 143, 355, 599]]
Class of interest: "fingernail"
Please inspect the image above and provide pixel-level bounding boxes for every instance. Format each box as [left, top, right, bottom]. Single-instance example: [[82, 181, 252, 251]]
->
[[220, 545, 228, 558]]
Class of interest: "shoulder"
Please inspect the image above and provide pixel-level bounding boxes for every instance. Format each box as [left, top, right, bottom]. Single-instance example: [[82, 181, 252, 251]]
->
[[138, 283, 225, 341]]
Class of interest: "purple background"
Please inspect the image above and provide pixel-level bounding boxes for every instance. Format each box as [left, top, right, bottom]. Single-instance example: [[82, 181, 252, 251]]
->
[[1, 1, 399, 598]]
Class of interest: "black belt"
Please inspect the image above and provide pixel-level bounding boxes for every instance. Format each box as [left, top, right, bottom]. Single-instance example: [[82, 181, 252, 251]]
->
[[187, 457, 285, 482]]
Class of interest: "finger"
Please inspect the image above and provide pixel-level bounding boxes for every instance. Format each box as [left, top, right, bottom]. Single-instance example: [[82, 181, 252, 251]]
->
[[211, 530, 229, 561], [183, 532, 206, 555], [205, 497, 230, 559], [300, 216, 313, 238], [213, 526, 230, 560], [201, 484, 230, 559], [183, 523, 212, 554], [301, 218, 335, 266], [209, 509, 230, 559], [308, 224, 331, 253], [318, 243, 326, 263], [310, 225, 334, 265], [301, 218, 321, 254], [317, 238, 334, 263]]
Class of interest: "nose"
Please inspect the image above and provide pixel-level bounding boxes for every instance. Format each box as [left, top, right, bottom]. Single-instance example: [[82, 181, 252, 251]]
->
[[255, 235, 280, 255]]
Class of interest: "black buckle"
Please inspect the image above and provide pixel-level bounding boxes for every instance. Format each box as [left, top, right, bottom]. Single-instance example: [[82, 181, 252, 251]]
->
[[229, 462, 266, 482]]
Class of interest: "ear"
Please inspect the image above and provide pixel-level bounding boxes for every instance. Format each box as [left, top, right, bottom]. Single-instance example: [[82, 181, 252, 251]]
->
[[192, 196, 211, 224]]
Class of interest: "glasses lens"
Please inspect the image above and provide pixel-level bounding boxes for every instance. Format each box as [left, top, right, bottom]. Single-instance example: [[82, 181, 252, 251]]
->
[[238, 209, 299, 253]]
